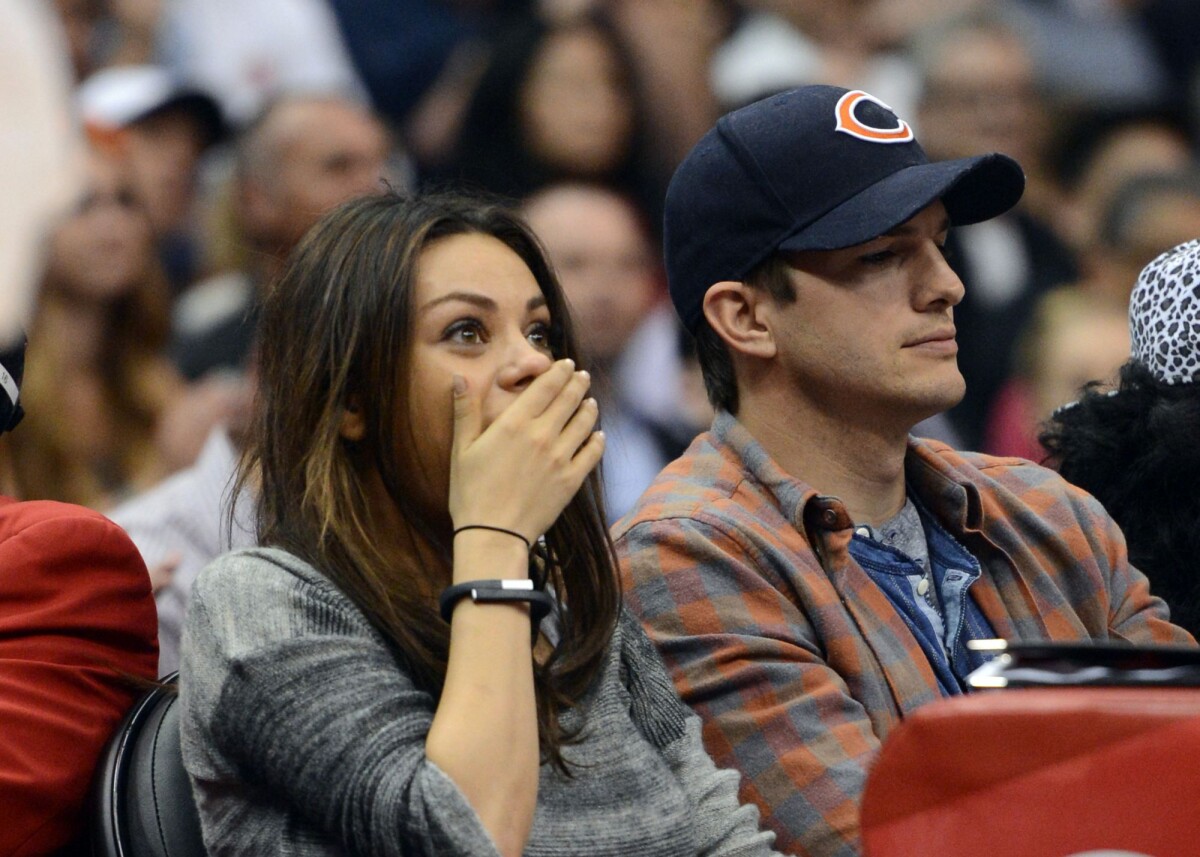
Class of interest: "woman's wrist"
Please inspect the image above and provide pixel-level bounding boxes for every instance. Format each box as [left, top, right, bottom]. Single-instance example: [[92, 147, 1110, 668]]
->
[[451, 527, 531, 585], [453, 524, 531, 550]]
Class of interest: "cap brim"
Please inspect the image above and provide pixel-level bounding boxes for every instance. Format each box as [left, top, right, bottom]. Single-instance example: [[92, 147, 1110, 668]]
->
[[138, 92, 228, 149], [778, 153, 1025, 252]]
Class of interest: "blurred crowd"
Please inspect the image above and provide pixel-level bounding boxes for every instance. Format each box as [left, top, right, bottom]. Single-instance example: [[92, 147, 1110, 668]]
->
[[7, 0, 1200, 530]]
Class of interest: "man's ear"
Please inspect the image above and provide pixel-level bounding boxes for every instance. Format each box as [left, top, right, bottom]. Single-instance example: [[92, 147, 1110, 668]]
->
[[701, 281, 777, 359], [338, 395, 366, 441]]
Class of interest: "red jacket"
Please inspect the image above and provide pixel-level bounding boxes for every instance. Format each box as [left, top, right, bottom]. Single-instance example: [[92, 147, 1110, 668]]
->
[[0, 496, 158, 856]]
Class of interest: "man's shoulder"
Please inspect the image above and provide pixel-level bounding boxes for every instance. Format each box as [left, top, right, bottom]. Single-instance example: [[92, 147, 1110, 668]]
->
[[0, 496, 136, 549], [612, 433, 785, 545], [911, 437, 1074, 494]]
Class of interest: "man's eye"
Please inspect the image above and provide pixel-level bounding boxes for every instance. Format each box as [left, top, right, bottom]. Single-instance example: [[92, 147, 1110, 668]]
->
[[859, 250, 896, 266], [937, 242, 954, 263], [445, 320, 484, 344]]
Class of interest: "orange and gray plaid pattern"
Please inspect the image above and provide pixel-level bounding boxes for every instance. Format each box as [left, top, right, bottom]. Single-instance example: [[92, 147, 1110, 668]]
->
[[613, 411, 1195, 857]]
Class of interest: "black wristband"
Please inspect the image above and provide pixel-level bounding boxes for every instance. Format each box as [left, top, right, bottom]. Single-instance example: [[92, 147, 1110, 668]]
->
[[453, 525, 532, 551], [439, 578, 554, 624]]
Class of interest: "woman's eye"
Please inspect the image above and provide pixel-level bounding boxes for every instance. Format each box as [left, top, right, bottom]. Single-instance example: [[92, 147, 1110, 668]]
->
[[527, 323, 553, 351], [445, 320, 485, 344]]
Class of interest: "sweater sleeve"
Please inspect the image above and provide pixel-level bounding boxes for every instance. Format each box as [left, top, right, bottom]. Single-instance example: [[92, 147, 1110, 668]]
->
[[179, 550, 501, 857], [617, 612, 781, 857]]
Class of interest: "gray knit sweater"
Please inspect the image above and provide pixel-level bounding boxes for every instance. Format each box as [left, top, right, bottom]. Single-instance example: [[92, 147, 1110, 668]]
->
[[179, 547, 780, 856]]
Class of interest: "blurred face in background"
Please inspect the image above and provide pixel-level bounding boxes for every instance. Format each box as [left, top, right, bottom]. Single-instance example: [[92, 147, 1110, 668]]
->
[[519, 25, 635, 177], [523, 185, 656, 366], [1066, 123, 1194, 255], [123, 107, 210, 236], [45, 149, 154, 302], [917, 26, 1044, 169], [1032, 308, 1129, 420], [242, 98, 392, 252]]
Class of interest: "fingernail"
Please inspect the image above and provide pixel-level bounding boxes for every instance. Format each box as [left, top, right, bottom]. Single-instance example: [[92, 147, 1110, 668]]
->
[[452, 375, 466, 395], [586, 397, 598, 409], [563, 358, 575, 370], [578, 370, 590, 382]]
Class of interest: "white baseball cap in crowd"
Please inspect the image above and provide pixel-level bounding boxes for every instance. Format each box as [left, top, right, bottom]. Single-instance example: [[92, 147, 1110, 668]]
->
[[77, 64, 226, 148]]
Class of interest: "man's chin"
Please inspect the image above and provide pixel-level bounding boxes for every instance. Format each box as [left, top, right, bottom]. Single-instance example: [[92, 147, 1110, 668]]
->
[[896, 378, 966, 430]]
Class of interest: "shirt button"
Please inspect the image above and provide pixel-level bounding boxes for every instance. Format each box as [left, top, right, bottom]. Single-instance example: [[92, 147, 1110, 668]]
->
[[917, 577, 930, 596], [855, 526, 871, 538]]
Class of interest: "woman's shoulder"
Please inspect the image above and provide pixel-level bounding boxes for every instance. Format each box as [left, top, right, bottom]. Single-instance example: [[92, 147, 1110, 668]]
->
[[191, 546, 372, 634], [196, 545, 329, 590]]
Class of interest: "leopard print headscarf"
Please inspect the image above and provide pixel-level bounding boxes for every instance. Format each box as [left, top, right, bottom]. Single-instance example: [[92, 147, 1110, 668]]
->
[[1129, 239, 1200, 385]]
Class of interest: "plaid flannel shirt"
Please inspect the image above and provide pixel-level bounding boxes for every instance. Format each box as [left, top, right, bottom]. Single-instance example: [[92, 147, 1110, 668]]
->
[[613, 411, 1195, 857]]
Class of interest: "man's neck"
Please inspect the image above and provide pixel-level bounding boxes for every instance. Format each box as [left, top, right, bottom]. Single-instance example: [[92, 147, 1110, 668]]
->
[[737, 388, 915, 527]]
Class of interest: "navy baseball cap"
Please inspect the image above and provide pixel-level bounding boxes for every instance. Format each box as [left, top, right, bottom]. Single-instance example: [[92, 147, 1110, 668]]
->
[[665, 85, 1026, 333]]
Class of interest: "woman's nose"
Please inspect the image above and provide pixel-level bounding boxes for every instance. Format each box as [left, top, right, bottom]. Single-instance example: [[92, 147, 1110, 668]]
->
[[496, 338, 555, 392]]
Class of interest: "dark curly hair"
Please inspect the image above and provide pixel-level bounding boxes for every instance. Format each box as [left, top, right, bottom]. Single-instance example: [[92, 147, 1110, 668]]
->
[[1039, 360, 1200, 635]]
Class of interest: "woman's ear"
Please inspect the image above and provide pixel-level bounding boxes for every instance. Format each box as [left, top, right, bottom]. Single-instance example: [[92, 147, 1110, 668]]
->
[[701, 281, 777, 359], [338, 395, 366, 441]]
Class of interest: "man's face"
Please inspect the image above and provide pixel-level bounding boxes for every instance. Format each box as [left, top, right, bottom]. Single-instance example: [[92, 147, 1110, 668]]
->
[[523, 186, 656, 366], [125, 108, 207, 235], [764, 201, 966, 427], [917, 29, 1042, 169], [259, 100, 391, 250]]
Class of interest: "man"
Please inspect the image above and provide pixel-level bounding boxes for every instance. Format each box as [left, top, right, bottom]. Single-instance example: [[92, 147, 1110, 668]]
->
[[171, 93, 394, 381], [119, 94, 395, 669], [108, 381, 257, 675], [78, 64, 227, 293], [522, 183, 696, 521], [612, 85, 1195, 857]]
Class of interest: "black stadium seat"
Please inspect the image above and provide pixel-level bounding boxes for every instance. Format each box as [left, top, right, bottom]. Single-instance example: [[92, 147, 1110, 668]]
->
[[88, 673, 206, 857]]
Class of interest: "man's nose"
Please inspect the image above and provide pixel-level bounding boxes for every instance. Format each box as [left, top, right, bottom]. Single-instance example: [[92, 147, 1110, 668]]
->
[[917, 242, 965, 309]]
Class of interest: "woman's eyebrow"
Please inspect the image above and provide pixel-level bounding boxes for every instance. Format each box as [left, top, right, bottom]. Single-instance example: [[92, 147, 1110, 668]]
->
[[418, 292, 549, 315], [418, 291, 497, 314]]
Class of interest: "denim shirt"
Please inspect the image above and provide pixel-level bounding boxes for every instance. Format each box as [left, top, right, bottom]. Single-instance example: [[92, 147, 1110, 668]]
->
[[847, 500, 997, 695]]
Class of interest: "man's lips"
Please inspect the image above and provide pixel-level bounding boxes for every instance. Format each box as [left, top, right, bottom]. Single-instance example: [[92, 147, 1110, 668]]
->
[[903, 328, 958, 350]]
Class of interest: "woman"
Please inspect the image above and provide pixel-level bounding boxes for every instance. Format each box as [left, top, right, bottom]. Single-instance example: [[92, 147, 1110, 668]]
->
[[1040, 239, 1200, 636], [442, 14, 667, 232], [179, 191, 779, 856], [6, 145, 184, 509]]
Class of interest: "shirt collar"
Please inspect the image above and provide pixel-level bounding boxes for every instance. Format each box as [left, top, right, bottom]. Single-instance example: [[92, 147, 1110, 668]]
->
[[711, 409, 984, 533]]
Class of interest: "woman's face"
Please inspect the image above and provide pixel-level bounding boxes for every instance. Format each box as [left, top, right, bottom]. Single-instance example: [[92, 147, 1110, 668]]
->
[[519, 27, 635, 177], [403, 232, 557, 508], [46, 151, 153, 302]]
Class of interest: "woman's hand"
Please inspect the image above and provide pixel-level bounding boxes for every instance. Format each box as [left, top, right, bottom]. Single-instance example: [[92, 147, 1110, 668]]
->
[[448, 358, 604, 546]]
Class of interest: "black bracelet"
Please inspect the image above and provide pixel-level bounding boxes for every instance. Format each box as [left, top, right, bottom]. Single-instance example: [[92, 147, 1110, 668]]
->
[[439, 578, 554, 624], [452, 525, 532, 551]]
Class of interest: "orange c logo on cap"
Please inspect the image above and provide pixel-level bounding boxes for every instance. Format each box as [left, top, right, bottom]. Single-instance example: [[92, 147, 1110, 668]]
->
[[834, 90, 913, 144]]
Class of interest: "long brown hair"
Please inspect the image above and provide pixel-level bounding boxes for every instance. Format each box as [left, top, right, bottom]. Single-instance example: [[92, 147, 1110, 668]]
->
[[241, 190, 620, 766], [9, 150, 177, 507]]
